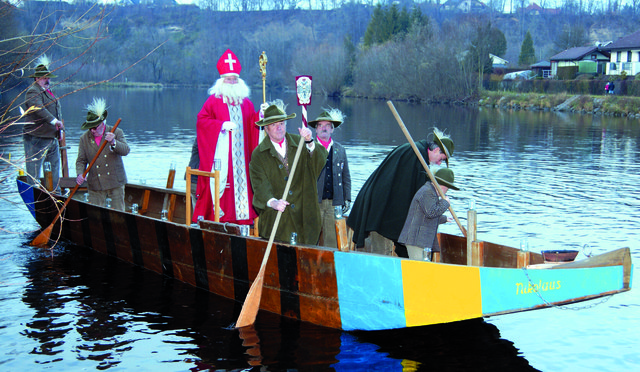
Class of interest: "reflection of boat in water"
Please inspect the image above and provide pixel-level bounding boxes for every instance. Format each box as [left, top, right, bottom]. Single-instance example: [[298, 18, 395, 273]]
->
[[20, 240, 538, 371], [18, 176, 632, 331]]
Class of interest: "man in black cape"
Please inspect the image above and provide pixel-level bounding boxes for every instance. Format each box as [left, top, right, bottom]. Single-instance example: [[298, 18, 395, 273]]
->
[[347, 129, 454, 257]]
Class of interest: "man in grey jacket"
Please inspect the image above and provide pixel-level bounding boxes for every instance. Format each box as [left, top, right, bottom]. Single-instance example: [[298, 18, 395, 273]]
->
[[309, 109, 351, 248], [398, 168, 459, 261]]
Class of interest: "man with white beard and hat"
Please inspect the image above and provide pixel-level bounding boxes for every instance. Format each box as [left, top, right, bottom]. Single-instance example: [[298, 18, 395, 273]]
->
[[193, 49, 264, 225]]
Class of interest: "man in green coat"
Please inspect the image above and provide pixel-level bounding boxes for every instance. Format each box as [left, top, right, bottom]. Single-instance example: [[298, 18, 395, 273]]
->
[[249, 100, 328, 245]]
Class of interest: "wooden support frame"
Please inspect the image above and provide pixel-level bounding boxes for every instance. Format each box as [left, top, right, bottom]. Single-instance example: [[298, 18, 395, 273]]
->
[[335, 218, 350, 252], [185, 166, 220, 225]]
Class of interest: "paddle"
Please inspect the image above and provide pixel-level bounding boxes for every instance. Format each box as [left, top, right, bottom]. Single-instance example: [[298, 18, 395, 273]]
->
[[30, 118, 122, 247], [236, 75, 313, 328], [386, 101, 467, 238]]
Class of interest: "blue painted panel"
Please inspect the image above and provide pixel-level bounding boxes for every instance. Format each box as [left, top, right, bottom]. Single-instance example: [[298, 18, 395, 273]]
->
[[334, 252, 406, 331], [17, 179, 36, 219], [480, 266, 624, 314]]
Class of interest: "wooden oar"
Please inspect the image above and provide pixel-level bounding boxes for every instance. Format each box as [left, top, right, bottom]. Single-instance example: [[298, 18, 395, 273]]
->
[[387, 101, 467, 237], [235, 134, 307, 328], [237, 75, 313, 328], [31, 118, 122, 247]]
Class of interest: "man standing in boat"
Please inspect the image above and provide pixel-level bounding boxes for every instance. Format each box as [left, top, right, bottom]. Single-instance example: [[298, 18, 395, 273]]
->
[[22, 55, 64, 192], [193, 49, 264, 225], [398, 168, 459, 261], [249, 100, 328, 245], [75, 98, 130, 211], [309, 108, 351, 248], [347, 128, 453, 257]]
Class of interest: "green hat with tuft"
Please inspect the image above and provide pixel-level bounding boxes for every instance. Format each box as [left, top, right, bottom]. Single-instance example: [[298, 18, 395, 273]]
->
[[433, 128, 454, 167], [28, 55, 57, 78], [308, 108, 344, 128], [81, 97, 109, 130], [255, 102, 296, 127]]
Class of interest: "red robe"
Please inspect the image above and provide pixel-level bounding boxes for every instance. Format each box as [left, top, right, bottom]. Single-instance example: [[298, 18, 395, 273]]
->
[[193, 95, 260, 224]]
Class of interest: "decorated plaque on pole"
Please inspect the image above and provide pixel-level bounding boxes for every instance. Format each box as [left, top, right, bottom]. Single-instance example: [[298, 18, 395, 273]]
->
[[295, 75, 312, 127]]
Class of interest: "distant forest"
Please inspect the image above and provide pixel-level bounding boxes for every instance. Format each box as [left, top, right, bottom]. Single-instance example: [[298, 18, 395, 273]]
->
[[3, 0, 640, 102]]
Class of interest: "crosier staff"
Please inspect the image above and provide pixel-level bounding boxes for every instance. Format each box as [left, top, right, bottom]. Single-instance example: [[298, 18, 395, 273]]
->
[[258, 51, 268, 142]]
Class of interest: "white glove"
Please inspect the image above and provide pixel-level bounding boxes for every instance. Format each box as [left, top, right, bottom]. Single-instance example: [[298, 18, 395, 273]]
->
[[222, 121, 237, 132], [259, 103, 269, 119]]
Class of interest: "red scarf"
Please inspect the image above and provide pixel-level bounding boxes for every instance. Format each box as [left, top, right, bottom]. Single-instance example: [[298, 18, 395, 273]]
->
[[318, 137, 331, 150]]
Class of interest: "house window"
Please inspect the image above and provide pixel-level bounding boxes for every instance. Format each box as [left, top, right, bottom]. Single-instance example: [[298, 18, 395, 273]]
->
[[617, 51, 621, 61], [627, 51, 632, 62], [591, 54, 597, 60]]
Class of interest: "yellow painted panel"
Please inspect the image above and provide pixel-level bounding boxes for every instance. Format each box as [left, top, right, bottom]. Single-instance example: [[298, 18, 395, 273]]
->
[[402, 261, 482, 326]]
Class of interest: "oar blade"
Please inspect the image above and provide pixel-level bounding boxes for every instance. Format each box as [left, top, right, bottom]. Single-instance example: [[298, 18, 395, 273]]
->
[[236, 273, 265, 328], [30, 223, 53, 247]]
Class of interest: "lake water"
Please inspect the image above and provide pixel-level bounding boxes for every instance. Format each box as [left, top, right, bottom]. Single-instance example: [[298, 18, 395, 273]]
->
[[1, 86, 639, 371]]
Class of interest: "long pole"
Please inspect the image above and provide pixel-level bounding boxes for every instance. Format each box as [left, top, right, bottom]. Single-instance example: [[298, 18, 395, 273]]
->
[[387, 101, 467, 237], [31, 119, 122, 247]]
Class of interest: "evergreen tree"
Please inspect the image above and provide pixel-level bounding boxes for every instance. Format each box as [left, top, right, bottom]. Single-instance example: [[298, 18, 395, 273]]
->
[[519, 31, 536, 66], [363, 4, 424, 49]]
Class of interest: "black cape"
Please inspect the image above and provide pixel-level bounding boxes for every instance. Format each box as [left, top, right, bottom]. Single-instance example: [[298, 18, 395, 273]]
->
[[347, 140, 430, 247]]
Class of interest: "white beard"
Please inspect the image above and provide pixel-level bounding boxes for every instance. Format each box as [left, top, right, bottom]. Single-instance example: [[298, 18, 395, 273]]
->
[[207, 78, 250, 106]]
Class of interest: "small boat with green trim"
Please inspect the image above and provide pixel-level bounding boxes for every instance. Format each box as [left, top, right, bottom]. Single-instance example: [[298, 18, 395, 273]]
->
[[17, 176, 632, 331]]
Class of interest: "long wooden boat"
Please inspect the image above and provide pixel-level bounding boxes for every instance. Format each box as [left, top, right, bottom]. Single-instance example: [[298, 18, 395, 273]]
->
[[17, 177, 633, 331]]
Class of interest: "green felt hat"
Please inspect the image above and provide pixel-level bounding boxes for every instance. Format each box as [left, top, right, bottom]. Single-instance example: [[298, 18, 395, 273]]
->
[[434, 168, 460, 191], [433, 128, 454, 167], [308, 109, 343, 128], [28, 63, 57, 78], [81, 98, 108, 130], [255, 104, 296, 127]]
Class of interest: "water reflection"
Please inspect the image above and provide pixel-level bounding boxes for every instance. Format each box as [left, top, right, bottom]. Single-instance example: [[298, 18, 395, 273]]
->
[[18, 239, 536, 371]]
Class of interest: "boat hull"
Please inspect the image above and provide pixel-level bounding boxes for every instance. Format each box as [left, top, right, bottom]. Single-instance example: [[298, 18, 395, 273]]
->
[[20, 179, 632, 331]]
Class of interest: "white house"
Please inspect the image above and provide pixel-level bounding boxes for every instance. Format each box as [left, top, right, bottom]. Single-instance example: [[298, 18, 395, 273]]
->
[[602, 30, 640, 76]]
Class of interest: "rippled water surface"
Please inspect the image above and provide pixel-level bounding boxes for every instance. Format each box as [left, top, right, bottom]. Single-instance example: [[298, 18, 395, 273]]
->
[[1, 87, 638, 371]]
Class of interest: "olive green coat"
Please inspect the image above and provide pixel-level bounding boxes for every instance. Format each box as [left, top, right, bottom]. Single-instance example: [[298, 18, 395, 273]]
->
[[249, 132, 328, 245]]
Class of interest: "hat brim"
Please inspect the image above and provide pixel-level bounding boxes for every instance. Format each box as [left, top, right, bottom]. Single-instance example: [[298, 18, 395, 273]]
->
[[255, 113, 296, 127], [29, 73, 57, 78], [435, 176, 459, 191], [308, 119, 341, 129], [80, 110, 108, 130]]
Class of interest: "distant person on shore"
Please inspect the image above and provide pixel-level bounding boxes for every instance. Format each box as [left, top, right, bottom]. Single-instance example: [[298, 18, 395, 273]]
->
[[608, 81, 615, 95], [605, 82, 610, 94], [398, 168, 459, 261], [347, 128, 454, 257], [193, 48, 265, 225], [22, 55, 64, 191], [309, 108, 351, 248], [75, 98, 130, 211], [249, 100, 328, 245]]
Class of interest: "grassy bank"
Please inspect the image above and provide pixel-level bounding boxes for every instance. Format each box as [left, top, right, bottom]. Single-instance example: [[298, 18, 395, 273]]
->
[[478, 91, 640, 118]]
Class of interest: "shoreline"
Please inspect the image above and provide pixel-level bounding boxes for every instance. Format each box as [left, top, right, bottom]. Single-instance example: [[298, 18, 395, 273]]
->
[[55, 82, 640, 119]]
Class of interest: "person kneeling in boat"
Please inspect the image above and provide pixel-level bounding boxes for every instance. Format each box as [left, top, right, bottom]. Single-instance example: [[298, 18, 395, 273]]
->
[[249, 100, 328, 245], [75, 98, 130, 211], [398, 168, 459, 261]]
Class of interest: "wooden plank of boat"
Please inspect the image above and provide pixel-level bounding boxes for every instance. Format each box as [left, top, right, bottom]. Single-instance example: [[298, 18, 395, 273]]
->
[[17, 178, 633, 331]]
